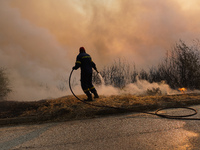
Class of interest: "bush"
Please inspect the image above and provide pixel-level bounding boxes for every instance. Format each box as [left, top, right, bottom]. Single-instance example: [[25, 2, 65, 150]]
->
[[93, 58, 137, 88], [146, 87, 162, 96], [95, 40, 200, 90], [0, 68, 12, 100], [148, 40, 200, 89]]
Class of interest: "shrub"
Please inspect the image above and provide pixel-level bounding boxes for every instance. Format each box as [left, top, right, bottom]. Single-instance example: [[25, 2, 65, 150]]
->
[[93, 58, 137, 88], [146, 87, 162, 96], [93, 40, 200, 90], [0, 68, 12, 100], [148, 40, 200, 89]]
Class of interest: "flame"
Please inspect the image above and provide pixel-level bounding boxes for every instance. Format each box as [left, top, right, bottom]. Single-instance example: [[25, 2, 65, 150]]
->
[[178, 88, 187, 94]]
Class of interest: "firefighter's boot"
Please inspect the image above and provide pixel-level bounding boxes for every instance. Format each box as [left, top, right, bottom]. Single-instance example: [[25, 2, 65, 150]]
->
[[91, 89, 99, 99], [94, 91, 99, 99], [85, 91, 93, 101]]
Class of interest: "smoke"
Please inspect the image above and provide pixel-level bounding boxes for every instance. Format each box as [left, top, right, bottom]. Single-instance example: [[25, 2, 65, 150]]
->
[[1, 0, 200, 100], [0, 1, 71, 100], [96, 75, 177, 96], [9, 0, 200, 66]]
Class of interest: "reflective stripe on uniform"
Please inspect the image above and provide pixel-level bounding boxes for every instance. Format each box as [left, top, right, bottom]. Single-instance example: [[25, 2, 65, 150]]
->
[[76, 61, 81, 64], [82, 56, 91, 59], [89, 87, 95, 90], [84, 88, 90, 92]]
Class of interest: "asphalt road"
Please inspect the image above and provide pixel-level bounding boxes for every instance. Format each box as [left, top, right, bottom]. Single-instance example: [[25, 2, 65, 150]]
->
[[1, 105, 200, 150]]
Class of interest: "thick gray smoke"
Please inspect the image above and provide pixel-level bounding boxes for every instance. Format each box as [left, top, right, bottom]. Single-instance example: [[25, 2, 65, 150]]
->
[[1, 0, 200, 100], [0, 1, 71, 100]]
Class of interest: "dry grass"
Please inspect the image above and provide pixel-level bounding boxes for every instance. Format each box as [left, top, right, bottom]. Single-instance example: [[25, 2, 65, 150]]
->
[[0, 93, 200, 125]]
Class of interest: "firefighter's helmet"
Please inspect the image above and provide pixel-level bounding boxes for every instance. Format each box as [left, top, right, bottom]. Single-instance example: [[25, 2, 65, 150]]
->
[[79, 47, 86, 53]]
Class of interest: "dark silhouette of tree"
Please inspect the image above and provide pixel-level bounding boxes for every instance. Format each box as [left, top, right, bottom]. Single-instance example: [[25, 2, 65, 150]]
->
[[0, 68, 12, 100]]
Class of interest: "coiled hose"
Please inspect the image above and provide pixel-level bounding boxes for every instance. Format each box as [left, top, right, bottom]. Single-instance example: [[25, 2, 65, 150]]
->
[[69, 69, 199, 120]]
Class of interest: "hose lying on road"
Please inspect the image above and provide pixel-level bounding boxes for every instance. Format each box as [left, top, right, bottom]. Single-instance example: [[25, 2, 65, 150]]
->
[[69, 69, 200, 120]]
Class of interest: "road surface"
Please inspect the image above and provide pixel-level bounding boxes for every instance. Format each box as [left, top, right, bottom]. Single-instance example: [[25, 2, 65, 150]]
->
[[1, 105, 200, 150]]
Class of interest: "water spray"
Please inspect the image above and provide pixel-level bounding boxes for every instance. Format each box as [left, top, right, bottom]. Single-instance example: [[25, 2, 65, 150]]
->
[[97, 71, 105, 85], [69, 69, 200, 120]]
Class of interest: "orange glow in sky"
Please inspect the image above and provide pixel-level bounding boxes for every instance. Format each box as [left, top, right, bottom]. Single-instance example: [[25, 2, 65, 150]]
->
[[9, 0, 200, 66], [1, 0, 200, 100]]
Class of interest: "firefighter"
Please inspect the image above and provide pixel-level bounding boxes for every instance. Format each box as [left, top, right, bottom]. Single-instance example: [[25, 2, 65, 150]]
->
[[72, 47, 99, 101]]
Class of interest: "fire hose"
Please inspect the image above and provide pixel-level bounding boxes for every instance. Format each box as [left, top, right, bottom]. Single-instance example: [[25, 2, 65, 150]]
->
[[69, 69, 200, 120]]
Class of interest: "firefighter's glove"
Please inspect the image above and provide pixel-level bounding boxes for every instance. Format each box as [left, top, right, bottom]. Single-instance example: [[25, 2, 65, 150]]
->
[[72, 66, 76, 70], [96, 69, 99, 74]]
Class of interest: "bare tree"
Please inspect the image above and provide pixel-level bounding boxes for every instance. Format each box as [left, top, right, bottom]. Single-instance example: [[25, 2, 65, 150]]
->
[[149, 40, 200, 89], [93, 40, 200, 90]]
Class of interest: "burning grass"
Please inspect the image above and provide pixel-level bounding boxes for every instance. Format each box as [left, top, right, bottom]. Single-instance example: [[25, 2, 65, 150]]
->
[[0, 93, 200, 126]]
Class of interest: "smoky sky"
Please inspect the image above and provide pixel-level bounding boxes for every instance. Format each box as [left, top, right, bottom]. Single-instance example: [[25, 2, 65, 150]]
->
[[1, 0, 200, 100]]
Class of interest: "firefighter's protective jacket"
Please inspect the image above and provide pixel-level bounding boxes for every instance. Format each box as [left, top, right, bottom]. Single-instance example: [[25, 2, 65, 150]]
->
[[73, 52, 97, 74]]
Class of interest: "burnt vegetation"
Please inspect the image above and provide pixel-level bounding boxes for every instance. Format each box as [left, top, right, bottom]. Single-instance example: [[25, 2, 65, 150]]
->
[[94, 40, 200, 90]]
